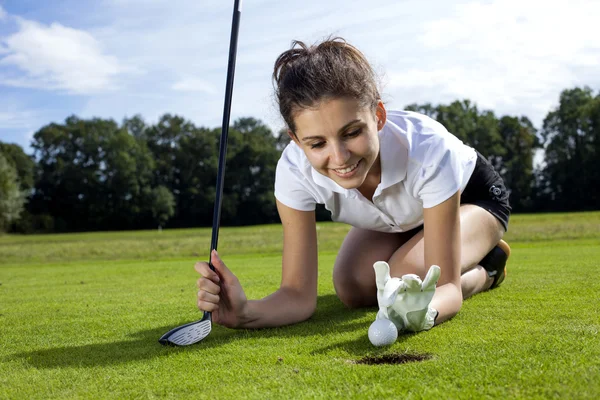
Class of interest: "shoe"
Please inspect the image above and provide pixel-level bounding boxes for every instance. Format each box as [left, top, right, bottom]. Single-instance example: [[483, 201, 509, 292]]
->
[[480, 240, 510, 289]]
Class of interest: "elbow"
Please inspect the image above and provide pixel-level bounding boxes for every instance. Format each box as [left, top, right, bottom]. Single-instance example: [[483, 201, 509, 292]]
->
[[433, 282, 463, 324], [447, 281, 464, 309], [299, 296, 317, 321], [298, 294, 317, 322], [281, 285, 317, 322]]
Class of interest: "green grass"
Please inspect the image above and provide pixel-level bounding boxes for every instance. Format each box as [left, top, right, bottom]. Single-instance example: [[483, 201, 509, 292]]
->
[[1, 212, 599, 399]]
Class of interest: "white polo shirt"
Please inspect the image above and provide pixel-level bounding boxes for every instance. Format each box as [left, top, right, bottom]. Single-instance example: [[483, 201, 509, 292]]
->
[[274, 110, 477, 233]]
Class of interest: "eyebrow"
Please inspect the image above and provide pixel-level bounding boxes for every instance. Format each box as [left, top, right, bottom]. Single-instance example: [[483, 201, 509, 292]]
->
[[300, 119, 362, 142]]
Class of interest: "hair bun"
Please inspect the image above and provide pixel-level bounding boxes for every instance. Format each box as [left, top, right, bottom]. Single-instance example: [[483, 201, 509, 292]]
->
[[272, 36, 380, 133]]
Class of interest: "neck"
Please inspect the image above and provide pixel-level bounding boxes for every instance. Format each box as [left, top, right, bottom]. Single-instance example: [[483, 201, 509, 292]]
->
[[357, 155, 381, 201]]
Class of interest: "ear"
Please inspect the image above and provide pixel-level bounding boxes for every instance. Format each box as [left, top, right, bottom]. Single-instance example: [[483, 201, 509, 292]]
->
[[287, 129, 300, 145], [375, 100, 387, 131]]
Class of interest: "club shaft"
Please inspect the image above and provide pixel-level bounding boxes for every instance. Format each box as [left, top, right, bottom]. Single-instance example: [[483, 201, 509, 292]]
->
[[159, 1, 243, 345], [209, 0, 242, 270]]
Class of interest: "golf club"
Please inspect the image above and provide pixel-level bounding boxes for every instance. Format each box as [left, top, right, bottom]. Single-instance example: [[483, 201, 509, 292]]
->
[[158, 0, 242, 346]]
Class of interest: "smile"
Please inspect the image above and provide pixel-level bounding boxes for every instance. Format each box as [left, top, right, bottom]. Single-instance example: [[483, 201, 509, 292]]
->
[[333, 160, 361, 175]]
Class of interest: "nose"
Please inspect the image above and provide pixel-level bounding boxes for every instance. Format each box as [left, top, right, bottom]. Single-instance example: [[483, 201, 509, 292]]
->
[[331, 142, 350, 166]]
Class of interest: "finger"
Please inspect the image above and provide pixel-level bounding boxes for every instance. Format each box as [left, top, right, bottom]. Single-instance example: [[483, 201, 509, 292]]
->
[[421, 265, 441, 290], [376, 307, 389, 320], [194, 261, 220, 284], [381, 278, 403, 307], [196, 277, 221, 294], [197, 299, 219, 313], [211, 250, 237, 282], [197, 289, 220, 304], [401, 274, 423, 291], [373, 261, 391, 291]]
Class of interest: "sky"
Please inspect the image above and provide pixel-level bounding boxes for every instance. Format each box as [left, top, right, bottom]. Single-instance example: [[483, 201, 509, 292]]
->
[[1, 0, 599, 155]]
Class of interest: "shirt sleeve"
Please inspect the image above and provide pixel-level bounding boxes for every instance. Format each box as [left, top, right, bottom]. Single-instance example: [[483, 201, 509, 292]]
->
[[416, 146, 465, 208], [274, 147, 317, 211], [409, 124, 474, 208]]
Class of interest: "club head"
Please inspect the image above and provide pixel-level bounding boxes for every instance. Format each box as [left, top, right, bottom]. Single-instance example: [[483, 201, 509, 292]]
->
[[158, 312, 212, 346]]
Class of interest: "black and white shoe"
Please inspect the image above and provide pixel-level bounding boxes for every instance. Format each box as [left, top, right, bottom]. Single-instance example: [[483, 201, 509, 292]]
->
[[480, 240, 511, 289]]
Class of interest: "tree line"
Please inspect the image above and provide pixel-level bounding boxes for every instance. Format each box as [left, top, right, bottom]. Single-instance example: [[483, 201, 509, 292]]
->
[[1, 86, 598, 233]]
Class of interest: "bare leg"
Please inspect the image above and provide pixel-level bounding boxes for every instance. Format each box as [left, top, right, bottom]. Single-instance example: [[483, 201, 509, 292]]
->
[[461, 266, 493, 299], [333, 204, 505, 311], [333, 227, 421, 308]]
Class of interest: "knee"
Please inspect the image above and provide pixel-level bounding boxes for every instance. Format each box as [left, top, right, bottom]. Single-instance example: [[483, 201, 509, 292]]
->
[[333, 268, 376, 308]]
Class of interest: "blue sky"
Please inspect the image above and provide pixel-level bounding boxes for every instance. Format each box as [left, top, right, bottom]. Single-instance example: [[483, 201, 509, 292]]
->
[[1, 0, 599, 154]]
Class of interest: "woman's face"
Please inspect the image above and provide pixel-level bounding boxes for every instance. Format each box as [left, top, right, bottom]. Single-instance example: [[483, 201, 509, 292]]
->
[[291, 97, 386, 191]]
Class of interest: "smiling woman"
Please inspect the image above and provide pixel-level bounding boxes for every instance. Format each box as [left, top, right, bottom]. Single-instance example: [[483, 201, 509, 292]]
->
[[193, 37, 512, 338], [291, 99, 382, 199]]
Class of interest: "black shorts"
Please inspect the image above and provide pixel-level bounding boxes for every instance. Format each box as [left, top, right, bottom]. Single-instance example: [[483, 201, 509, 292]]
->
[[460, 151, 511, 231]]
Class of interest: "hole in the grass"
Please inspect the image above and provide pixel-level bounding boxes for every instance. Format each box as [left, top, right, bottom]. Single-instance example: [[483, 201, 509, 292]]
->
[[354, 353, 432, 365]]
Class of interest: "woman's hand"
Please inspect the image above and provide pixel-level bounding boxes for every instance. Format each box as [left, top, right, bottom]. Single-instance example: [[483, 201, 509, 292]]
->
[[194, 250, 248, 328]]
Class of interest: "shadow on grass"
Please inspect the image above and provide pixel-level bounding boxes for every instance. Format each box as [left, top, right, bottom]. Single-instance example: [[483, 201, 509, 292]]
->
[[10, 294, 379, 369], [310, 330, 421, 359], [9, 324, 189, 369]]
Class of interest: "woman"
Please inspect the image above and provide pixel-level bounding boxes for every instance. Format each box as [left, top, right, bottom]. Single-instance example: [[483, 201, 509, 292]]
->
[[194, 37, 511, 332]]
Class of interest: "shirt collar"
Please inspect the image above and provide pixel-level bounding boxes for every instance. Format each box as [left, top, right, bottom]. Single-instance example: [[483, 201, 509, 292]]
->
[[379, 118, 409, 189], [308, 118, 409, 195]]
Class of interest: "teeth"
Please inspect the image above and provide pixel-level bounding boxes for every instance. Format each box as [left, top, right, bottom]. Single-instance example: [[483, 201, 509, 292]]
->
[[335, 162, 358, 174]]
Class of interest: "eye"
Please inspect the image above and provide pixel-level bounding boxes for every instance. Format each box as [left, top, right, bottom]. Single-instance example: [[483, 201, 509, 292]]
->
[[345, 128, 362, 138], [310, 141, 325, 149]]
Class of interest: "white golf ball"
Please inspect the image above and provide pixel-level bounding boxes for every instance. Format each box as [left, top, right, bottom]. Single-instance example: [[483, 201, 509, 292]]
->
[[368, 318, 398, 347]]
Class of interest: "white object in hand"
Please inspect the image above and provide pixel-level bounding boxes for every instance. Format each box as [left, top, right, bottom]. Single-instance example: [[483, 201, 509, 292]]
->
[[368, 318, 398, 346], [373, 261, 441, 332]]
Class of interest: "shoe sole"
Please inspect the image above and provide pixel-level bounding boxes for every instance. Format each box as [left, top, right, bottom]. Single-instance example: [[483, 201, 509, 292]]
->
[[491, 240, 510, 288]]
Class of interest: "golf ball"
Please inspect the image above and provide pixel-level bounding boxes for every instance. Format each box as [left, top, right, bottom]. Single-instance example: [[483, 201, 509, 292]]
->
[[368, 318, 398, 347]]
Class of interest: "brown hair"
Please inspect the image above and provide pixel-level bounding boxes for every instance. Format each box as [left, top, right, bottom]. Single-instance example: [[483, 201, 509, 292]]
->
[[273, 37, 381, 134]]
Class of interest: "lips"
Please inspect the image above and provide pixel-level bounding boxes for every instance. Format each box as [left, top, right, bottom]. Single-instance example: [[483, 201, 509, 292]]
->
[[333, 159, 361, 177], [335, 163, 359, 174]]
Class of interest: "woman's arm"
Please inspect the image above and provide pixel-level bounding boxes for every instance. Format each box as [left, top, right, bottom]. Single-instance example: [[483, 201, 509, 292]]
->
[[196, 200, 319, 329], [240, 200, 319, 328], [422, 190, 463, 322]]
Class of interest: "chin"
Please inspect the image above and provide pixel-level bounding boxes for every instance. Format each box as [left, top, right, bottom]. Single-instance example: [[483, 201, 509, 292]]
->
[[331, 175, 365, 190]]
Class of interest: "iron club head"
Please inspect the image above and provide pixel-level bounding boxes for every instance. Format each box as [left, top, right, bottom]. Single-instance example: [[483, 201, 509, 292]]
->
[[158, 312, 212, 346]]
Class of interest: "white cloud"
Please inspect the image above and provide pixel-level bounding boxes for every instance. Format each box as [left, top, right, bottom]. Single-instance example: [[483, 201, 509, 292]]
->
[[420, 0, 600, 63], [3, 0, 600, 148], [385, 0, 600, 124], [0, 107, 39, 152], [0, 5, 7, 21], [171, 78, 217, 94], [0, 110, 36, 129], [0, 18, 129, 93]]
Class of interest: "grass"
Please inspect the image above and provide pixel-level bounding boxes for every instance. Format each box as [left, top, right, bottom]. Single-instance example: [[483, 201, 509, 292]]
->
[[1, 211, 599, 399]]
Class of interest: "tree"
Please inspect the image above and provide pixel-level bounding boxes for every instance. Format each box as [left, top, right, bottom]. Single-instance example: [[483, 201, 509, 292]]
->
[[498, 116, 540, 211], [30, 116, 157, 231], [538, 87, 600, 211], [101, 127, 157, 229], [141, 115, 283, 227], [151, 185, 175, 229], [221, 118, 280, 225], [0, 142, 35, 192], [0, 153, 26, 232], [122, 114, 147, 139], [142, 114, 219, 228], [275, 128, 292, 151]]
